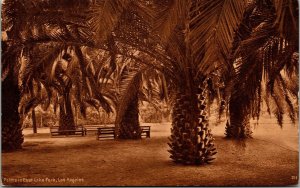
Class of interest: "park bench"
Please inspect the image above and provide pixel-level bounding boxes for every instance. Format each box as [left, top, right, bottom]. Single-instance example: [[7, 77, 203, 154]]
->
[[96, 126, 151, 140], [82, 124, 116, 135], [83, 125, 103, 135], [50, 125, 86, 137], [97, 127, 116, 140], [140, 126, 151, 138]]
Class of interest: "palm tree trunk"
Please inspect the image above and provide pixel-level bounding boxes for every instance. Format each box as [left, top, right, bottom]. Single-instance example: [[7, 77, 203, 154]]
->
[[40, 113, 43, 128], [2, 72, 24, 151], [168, 81, 216, 165], [64, 92, 76, 128], [58, 92, 75, 132], [32, 108, 37, 133], [74, 105, 78, 125], [225, 96, 252, 138], [59, 103, 67, 129], [118, 93, 141, 139]]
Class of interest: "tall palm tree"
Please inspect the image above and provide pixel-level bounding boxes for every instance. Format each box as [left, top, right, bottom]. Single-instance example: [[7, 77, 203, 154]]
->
[[225, 0, 299, 138]]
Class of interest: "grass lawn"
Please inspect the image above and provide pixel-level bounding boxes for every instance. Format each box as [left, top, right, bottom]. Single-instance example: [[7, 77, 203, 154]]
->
[[2, 117, 299, 186]]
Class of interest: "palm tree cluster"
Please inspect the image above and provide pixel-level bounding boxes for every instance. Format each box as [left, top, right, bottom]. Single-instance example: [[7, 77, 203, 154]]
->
[[1, 0, 298, 165]]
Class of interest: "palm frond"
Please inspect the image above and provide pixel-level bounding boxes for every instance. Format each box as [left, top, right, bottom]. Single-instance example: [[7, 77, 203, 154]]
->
[[84, 98, 100, 111], [273, 0, 298, 41], [153, 0, 189, 43], [19, 96, 41, 115], [191, 0, 247, 74], [1, 43, 23, 81], [75, 46, 113, 113], [89, 0, 132, 44]]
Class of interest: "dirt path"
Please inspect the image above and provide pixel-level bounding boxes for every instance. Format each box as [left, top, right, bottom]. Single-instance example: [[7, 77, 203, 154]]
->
[[2, 121, 299, 186]]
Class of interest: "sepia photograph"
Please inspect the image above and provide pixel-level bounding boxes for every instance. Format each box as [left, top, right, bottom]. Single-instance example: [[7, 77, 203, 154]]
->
[[1, 0, 299, 186]]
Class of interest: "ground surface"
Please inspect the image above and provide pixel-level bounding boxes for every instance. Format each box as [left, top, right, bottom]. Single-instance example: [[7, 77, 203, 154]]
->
[[2, 116, 299, 186]]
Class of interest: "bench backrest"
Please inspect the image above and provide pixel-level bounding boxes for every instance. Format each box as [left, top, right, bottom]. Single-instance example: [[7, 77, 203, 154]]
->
[[50, 126, 84, 131], [50, 126, 59, 131], [140, 126, 150, 131], [98, 127, 115, 131]]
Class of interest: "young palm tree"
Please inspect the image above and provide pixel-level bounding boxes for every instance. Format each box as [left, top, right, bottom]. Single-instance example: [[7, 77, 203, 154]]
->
[[19, 79, 48, 133], [113, 63, 141, 139], [115, 60, 168, 139]]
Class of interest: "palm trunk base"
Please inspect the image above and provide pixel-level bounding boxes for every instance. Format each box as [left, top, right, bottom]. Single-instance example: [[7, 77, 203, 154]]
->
[[2, 74, 24, 151], [58, 102, 76, 135], [226, 97, 253, 139], [2, 122, 24, 151], [168, 84, 217, 165], [225, 120, 252, 139], [118, 122, 141, 139]]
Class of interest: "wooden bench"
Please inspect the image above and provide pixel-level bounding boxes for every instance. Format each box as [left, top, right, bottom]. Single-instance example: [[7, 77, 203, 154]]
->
[[140, 126, 151, 138], [96, 126, 151, 140], [81, 124, 115, 135], [50, 125, 86, 137], [97, 127, 116, 140], [83, 125, 102, 135]]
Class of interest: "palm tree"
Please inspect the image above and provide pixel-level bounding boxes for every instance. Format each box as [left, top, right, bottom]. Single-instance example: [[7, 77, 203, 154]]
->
[[19, 79, 47, 133], [3, 0, 144, 143], [88, 0, 248, 164], [1, 0, 101, 149], [2, 38, 24, 151], [89, 0, 162, 139], [20, 44, 117, 132], [5, 1, 295, 170], [149, 0, 248, 165], [225, 0, 299, 138], [3, 0, 157, 142], [115, 61, 168, 139]]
